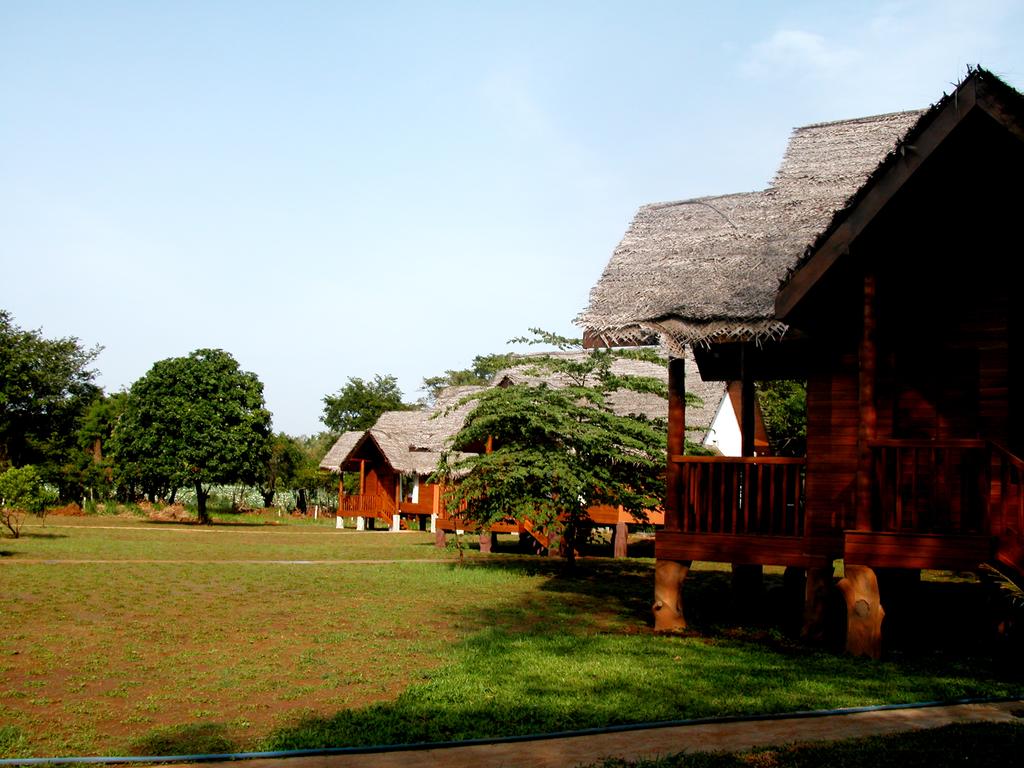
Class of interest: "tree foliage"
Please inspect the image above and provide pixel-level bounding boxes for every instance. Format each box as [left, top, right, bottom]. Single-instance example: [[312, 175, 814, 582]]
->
[[321, 374, 413, 434], [258, 432, 305, 507], [0, 310, 101, 479], [111, 349, 272, 522], [756, 380, 807, 457], [435, 331, 675, 565]]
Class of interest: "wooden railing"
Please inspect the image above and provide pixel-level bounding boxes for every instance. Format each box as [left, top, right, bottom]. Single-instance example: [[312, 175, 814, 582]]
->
[[669, 456, 806, 536], [340, 494, 395, 518], [991, 443, 1024, 571], [870, 439, 988, 534]]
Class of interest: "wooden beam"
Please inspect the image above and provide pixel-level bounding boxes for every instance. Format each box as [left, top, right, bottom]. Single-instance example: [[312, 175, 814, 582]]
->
[[359, 459, 366, 498], [855, 269, 877, 531], [740, 344, 756, 457], [776, 82, 979, 320], [666, 356, 687, 531]]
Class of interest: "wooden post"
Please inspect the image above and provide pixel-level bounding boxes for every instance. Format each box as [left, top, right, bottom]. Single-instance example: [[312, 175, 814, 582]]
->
[[612, 522, 628, 558], [802, 564, 835, 644], [337, 477, 345, 517], [359, 459, 366, 497], [856, 269, 878, 531], [655, 356, 689, 630], [838, 564, 884, 658], [653, 559, 690, 631], [666, 356, 687, 530], [740, 344, 756, 458]]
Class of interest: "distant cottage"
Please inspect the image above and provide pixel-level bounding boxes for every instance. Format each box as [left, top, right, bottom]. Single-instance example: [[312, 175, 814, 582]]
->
[[580, 68, 1024, 656], [319, 350, 744, 555]]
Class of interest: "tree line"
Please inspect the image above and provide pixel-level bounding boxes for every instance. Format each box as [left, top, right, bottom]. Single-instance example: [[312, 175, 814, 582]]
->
[[0, 309, 419, 527]]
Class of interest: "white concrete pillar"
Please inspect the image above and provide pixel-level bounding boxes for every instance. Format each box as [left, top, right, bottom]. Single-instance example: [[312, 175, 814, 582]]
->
[[455, 528, 464, 536], [430, 513, 437, 534], [356, 516, 365, 531], [336, 516, 344, 529], [391, 514, 401, 532]]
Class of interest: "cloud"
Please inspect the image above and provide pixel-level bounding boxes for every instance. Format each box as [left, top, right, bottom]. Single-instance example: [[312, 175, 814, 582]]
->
[[742, 29, 860, 80]]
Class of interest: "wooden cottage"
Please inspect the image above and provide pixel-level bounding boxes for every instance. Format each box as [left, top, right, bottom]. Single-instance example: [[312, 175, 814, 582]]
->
[[580, 68, 1024, 655], [318, 387, 484, 532]]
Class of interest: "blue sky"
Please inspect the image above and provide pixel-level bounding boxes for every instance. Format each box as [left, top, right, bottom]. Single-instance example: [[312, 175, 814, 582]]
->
[[3, 1, 1023, 435]]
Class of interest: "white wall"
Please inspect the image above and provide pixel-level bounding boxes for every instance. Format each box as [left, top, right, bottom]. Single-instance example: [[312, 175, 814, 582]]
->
[[703, 393, 742, 457]]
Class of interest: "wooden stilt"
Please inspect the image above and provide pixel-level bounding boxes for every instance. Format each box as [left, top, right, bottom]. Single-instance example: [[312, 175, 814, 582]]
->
[[653, 559, 691, 631], [612, 522, 628, 558], [838, 564, 884, 658], [801, 564, 834, 644]]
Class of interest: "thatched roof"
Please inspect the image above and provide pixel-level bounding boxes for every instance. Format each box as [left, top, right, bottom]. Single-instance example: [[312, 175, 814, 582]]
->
[[319, 351, 726, 474], [494, 349, 724, 439], [781, 67, 1024, 290], [318, 430, 364, 472], [579, 109, 922, 352], [318, 386, 485, 476]]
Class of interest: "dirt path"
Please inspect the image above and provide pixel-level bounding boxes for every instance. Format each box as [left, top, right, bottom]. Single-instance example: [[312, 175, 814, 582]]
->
[[181, 700, 1024, 768]]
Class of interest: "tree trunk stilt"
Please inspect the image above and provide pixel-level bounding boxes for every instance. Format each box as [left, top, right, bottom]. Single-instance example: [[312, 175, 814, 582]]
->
[[653, 559, 690, 631], [838, 564, 884, 659]]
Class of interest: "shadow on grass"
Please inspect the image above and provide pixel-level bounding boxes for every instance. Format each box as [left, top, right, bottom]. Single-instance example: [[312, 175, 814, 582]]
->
[[129, 722, 236, 756], [19, 531, 68, 540], [261, 556, 1024, 752]]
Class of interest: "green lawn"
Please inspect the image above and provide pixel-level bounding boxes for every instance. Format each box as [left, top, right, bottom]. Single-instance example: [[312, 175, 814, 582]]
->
[[1, 517, 1021, 759]]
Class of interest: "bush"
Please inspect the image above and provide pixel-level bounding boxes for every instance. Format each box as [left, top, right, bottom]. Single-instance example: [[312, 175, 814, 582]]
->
[[0, 465, 57, 538]]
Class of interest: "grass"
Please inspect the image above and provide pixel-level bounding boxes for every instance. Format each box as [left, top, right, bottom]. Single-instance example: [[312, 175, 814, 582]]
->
[[1, 516, 1022, 759], [590, 722, 1024, 767]]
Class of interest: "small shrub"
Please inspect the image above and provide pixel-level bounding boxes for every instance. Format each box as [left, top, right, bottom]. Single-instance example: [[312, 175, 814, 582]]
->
[[0, 465, 57, 538]]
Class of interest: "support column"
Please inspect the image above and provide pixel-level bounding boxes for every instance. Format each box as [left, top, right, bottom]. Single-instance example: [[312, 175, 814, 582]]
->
[[838, 564, 884, 658], [740, 344, 756, 458], [655, 356, 689, 629], [356, 516, 365, 531], [612, 522, 628, 558], [335, 516, 345, 529], [856, 269, 878, 531], [666, 356, 686, 529], [391, 514, 401, 532], [653, 559, 691, 631], [802, 564, 834, 644], [337, 477, 345, 520], [430, 513, 437, 533]]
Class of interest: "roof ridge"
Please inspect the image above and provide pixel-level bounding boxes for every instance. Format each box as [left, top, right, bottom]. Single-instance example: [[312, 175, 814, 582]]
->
[[643, 190, 764, 211], [791, 108, 926, 133]]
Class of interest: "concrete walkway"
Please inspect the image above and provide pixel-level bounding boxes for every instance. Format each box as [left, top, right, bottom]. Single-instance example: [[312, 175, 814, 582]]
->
[[188, 699, 1024, 768]]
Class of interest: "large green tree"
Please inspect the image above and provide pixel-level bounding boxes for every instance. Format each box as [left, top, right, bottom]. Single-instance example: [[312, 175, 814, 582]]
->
[[321, 374, 413, 434], [0, 310, 101, 480], [258, 432, 305, 508], [112, 349, 272, 522], [436, 331, 679, 566]]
